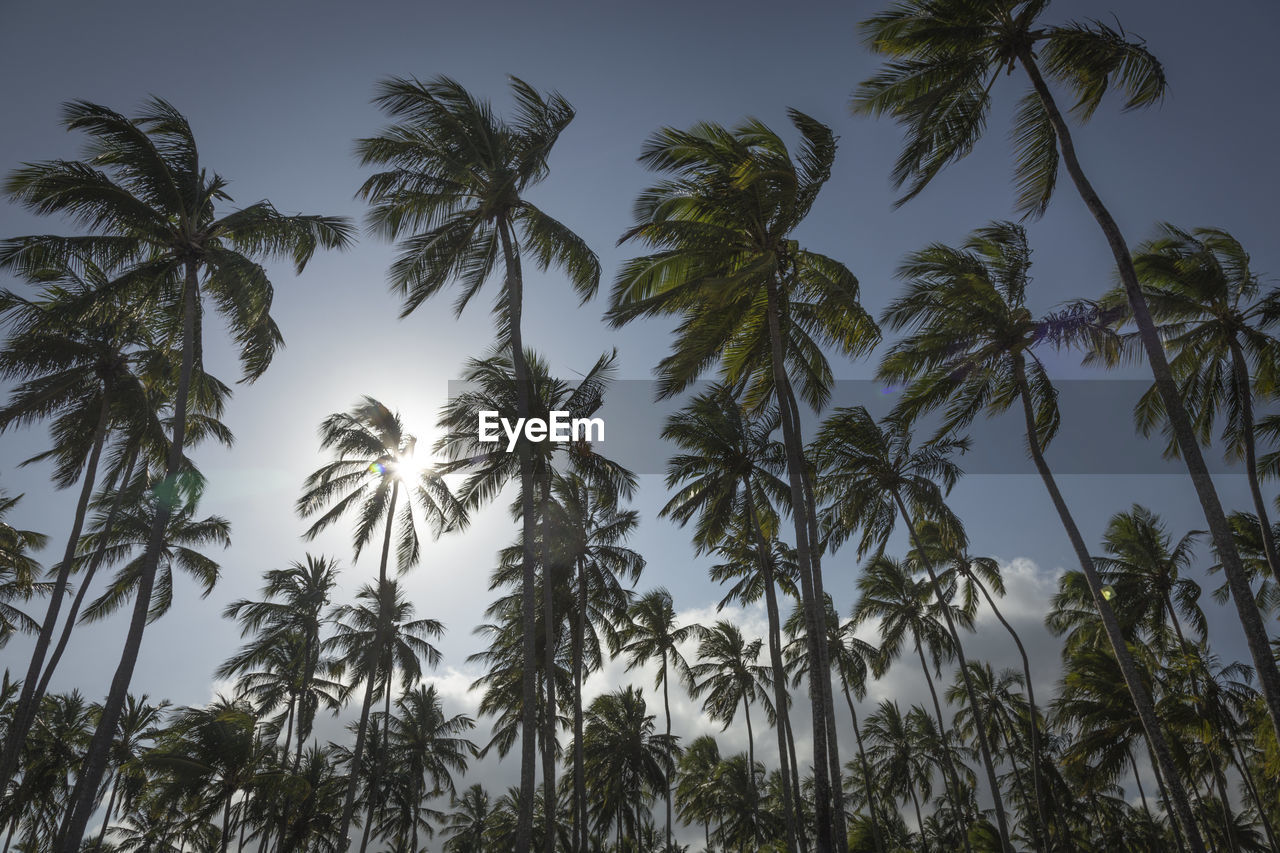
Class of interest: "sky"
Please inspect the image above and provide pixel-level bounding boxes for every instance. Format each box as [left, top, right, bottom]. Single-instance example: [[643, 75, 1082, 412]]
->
[[2, 0, 1280, 842]]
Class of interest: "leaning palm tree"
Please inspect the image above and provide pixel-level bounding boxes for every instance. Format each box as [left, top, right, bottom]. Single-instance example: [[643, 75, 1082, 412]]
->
[[358, 76, 599, 853], [1, 98, 353, 849], [609, 112, 879, 851], [877, 220, 1204, 845], [852, 2, 1280, 774], [1110, 226, 1280, 575], [618, 588, 694, 852], [813, 408, 1011, 851]]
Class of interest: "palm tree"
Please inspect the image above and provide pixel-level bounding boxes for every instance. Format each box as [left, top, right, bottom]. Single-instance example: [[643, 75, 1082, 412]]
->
[[861, 700, 934, 846], [0, 491, 47, 648], [687, 619, 773, 827], [579, 686, 677, 847], [618, 588, 694, 852], [357, 75, 599, 853], [442, 784, 492, 853], [1, 98, 354, 849], [851, 554, 974, 845], [852, 0, 1280, 770], [297, 396, 461, 848], [659, 384, 802, 850], [383, 684, 477, 853], [550, 472, 643, 853], [674, 734, 722, 849], [609, 111, 880, 851], [876, 220, 1204, 847], [93, 693, 169, 848], [1112, 226, 1280, 575], [324, 578, 444, 852], [220, 555, 345, 769], [814, 408, 1011, 850]]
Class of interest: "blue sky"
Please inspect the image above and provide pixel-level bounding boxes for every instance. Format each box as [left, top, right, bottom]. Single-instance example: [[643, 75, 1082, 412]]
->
[[2, 0, 1279, 830]]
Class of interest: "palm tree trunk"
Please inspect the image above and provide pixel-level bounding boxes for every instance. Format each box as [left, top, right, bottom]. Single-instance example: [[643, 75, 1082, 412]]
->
[[913, 641, 973, 853], [58, 261, 201, 852], [1011, 360, 1206, 852], [497, 217, 540, 853], [572, 557, 587, 853], [893, 490, 1011, 852], [841, 680, 886, 853], [95, 771, 121, 850], [1129, 747, 1153, 822], [1229, 338, 1280, 578], [1225, 731, 1279, 853], [360, 686, 393, 853], [764, 274, 840, 853], [662, 655, 676, 853], [1149, 742, 1191, 853], [33, 447, 140, 703], [1018, 48, 1280, 747], [744, 481, 799, 853], [971, 573, 1049, 850], [785, 710, 808, 853], [221, 793, 233, 853], [0, 393, 111, 793], [338, 481, 399, 851], [539, 471, 557, 853]]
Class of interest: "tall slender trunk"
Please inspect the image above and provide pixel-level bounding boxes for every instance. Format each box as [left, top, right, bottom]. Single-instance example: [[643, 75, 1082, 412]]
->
[[744, 481, 799, 853], [743, 695, 758, 830], [572, 557, 587, 853], [95, 771, 120, 850], [34, 448, 140, 704], [662, 655, 676, 853], [0, 393, 111, 793], [914, 641, 973, 853], [359, 685, 394, 853], [1129, 747, 1153, 822], [498, 218, 540, 853], [1226, 731, 1279, 853], [1010, 360, 1206, 852], [221, 792, 233, 853], [893, 491, 1011, 852], [336, 481, 399, 851], [59, 261, 200, 851], [1228, 338, 1280, 578], [970, 571, 1049, 850], [785, 711, 808, 853], [1019, 48, 1280, 746], [1150, 742, 1191, 853], [539, 472, 557, 853], [763, 274, 839, 853], [840, 680, 885, 853]]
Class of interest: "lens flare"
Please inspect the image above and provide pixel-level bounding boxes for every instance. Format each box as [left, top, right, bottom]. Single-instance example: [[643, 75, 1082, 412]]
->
[[1101, 585, 1116, 601], [368, 461, 388, 477]]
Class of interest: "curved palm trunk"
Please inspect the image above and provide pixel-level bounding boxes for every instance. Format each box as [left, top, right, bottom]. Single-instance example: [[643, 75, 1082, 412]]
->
[[661, 655, 676, 853], [893, 491, 1011, 852], [970, 573, 1049, 850], [744, 482, 800, 853], [0, 393, 111, 793], [1228, 339, 1280, 579], [95, 771, 121, 850], [59, 263, 201, 852], [914, 641, 973, 853], [1010, 362, 1206, 852], [1148, 741, 1191, 853], [337, 481, 399, 851], [1018, 50, 1280, 747], [764, 275, 841, 853], [34, 448, 140, 704], [840, 680, 886, 853], [497, 219, 541, 853]]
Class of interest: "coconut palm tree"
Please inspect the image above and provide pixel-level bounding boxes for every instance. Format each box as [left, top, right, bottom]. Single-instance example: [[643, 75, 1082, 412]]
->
[[1, 98, 353, 849], [814, 407, 1012, 850], [674, 734, 722, 849], [860, 700, 934, 847], [357, 76, 599, 853], [851, 554, 974, 845], [549, 471, 643, 853], [659, 384, 802, 850], [219, 555, 345, 769], [876, 221, 1204, 847], [687, 619, 773, 827], [618, 588, 694, 852], [1109, 226, 1280, 575], [852, 2, 1280, 778], [0, 491, 47, 648], [442, 784, 492, 853], [324, 578, 444, 852], [382, 684, 477, 853], [609, 111, 880, 851], [93, 693, 169, 848], [579, 686, 677, 846]]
